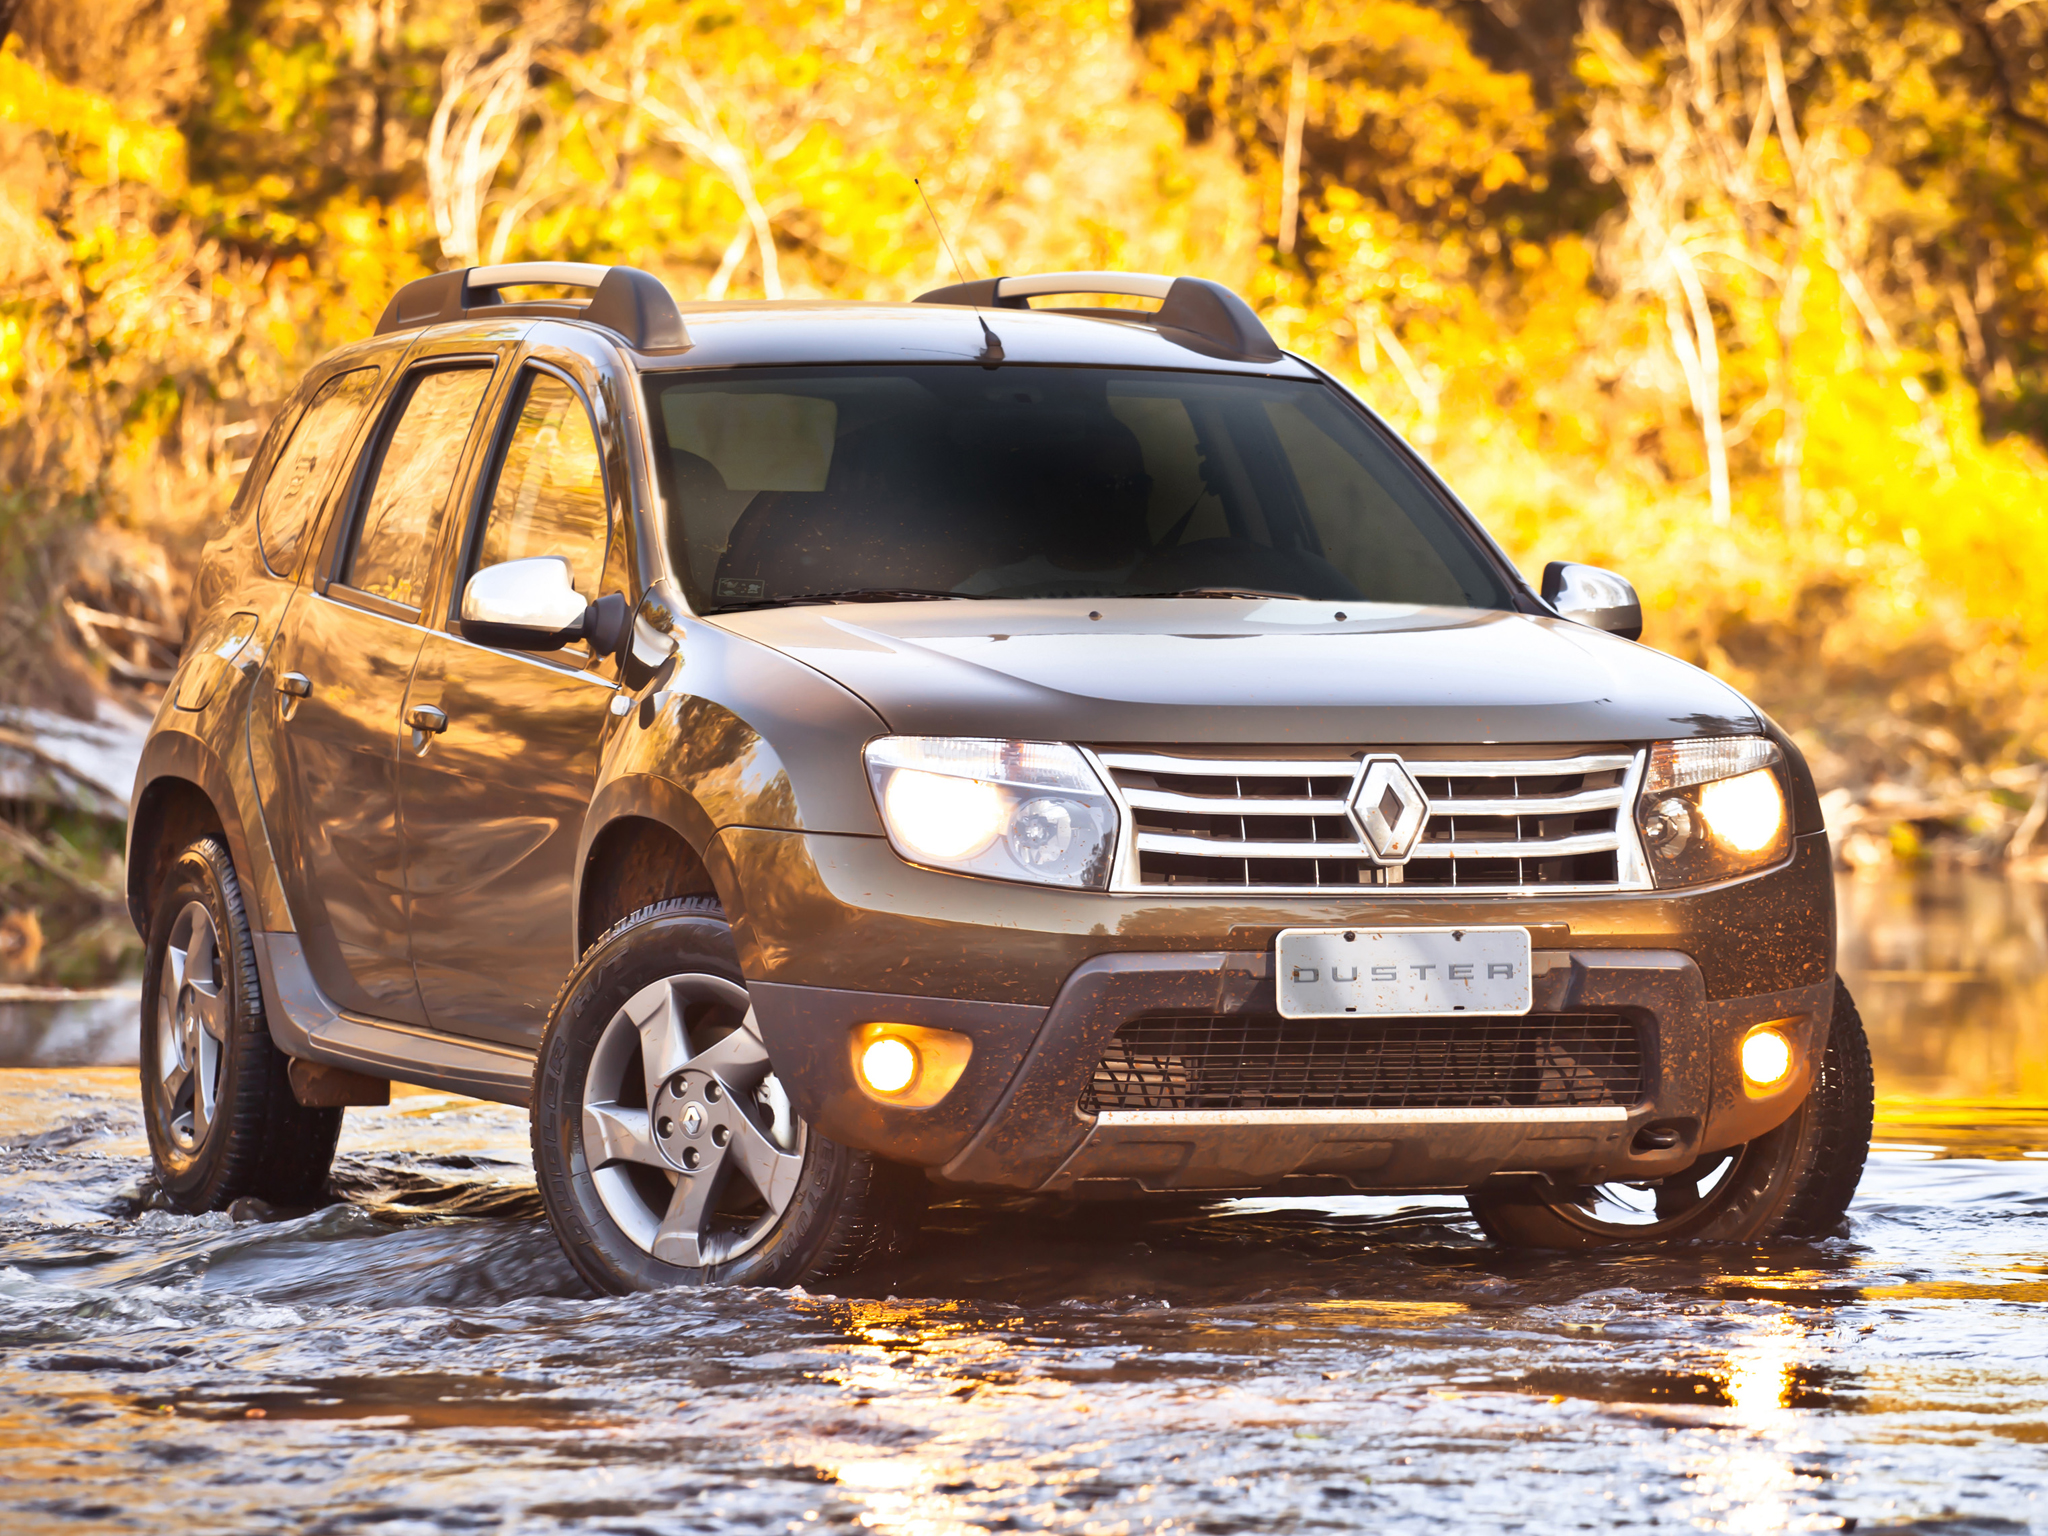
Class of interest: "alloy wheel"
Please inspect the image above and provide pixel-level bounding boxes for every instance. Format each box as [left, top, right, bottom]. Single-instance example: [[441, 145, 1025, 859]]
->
[[579, 972, 805, 1268], [156, 900, 229, 1154], [1532, 1148, 1751, 1239]]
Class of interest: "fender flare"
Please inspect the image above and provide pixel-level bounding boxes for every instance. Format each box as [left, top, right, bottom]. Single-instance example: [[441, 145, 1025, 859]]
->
[[573, 773, 746, 933], [126, 727, 261, 935]]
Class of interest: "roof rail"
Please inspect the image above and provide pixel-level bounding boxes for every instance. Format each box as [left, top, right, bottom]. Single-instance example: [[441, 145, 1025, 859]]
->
[[373, 262, 690, 352], [913, 271, 1282, 363]]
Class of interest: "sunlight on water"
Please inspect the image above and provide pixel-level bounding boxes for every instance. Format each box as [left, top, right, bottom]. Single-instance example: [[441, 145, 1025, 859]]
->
[[1, 869, 2045, 1532], [1723, 1321, 1800, 1418]]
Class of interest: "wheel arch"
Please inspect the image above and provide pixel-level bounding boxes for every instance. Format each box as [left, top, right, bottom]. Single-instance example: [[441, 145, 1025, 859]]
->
[[575, 775, 732, 956], [126, 730, 252, 940]]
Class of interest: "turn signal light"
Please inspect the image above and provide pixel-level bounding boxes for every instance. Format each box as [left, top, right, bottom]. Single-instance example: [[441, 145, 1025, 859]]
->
[[849, 1022, 975, 1107], [1740, 1026, 1794, 1090]]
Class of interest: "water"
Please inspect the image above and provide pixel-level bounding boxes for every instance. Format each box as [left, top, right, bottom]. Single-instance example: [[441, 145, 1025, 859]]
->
[[2, 871, 2045, 1533], [1841, 871, 2048, 1158]]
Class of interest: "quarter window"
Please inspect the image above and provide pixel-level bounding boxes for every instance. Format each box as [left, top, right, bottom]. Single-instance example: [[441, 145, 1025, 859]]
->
[[344, 366, 494, 609], [259, 368, 382, 576], [474, 372, 610, 599]]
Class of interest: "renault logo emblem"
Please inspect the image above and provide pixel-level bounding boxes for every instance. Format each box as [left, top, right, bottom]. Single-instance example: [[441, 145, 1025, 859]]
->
[[1351, 757, 1429, 863]]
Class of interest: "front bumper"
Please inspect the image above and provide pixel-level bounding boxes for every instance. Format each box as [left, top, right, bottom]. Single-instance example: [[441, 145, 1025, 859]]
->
[[730, 829, 1835, 1195], [754, 950, 1831, 1195]]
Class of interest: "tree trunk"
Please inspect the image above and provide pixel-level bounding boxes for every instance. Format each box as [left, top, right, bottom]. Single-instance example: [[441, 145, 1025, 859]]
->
[[1277, 51, 1308, 257]]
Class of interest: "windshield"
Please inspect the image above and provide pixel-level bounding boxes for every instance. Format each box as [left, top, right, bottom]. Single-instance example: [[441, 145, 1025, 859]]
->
[[644, 365, 1516, 613]]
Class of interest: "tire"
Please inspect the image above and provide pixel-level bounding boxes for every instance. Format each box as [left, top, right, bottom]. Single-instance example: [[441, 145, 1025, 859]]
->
[[530, 897, 925, 1294], [139, 836, 343, 1212], [1469, 979, 1874, 1250]]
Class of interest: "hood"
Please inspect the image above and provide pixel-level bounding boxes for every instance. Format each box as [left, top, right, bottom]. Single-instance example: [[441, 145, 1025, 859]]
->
[[710, 597, 1761, 747]]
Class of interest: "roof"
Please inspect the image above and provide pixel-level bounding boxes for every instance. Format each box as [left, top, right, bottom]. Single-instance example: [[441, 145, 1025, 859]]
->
[[369, 263, 1310, 376], [628, 301, 1318, 376]]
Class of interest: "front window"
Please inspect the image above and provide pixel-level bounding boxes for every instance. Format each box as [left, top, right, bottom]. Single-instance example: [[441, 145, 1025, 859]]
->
[[344, 365, 494, 610], [473, 370, 613, 599], [644, 365, 1515, 613]]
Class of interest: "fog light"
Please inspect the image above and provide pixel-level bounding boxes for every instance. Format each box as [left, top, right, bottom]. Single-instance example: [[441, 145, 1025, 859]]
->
[[849, 1022, 975, 1107], [859, 1036, 920, 1096], [1741, 1027, 1794, 1089]]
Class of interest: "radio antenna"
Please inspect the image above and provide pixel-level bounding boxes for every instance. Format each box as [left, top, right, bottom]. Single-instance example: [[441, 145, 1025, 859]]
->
[[913, 176, 968, 283], [914, 174, 1000, 365]]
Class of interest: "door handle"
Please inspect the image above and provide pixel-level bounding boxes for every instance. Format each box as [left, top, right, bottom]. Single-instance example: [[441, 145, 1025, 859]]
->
[[277, 672, 312, 698], [404, 704, 449, 734]]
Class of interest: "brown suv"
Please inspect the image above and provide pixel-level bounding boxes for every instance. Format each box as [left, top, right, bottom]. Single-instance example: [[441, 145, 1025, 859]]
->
[[129, 262, 1871, 1292]]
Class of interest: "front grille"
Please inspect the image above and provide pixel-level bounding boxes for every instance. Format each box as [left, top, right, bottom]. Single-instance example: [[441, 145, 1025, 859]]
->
[[1081, 1014, 1644, 1113], [1097, 748, 1642, 892]]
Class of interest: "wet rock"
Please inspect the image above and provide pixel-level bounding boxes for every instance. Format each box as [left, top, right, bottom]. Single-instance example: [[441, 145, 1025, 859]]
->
[[2, 1113, 121, 1152], [105, 1174, 175, 1215], [33, 1350, 172, 1373]]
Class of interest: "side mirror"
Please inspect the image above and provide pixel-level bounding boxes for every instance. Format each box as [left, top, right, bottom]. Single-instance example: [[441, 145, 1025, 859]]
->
[[1541, 561, 1643, 641], [459, 557, 631, 657]]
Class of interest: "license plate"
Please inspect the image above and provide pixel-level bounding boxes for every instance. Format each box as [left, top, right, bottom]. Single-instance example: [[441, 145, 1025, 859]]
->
[[1276, 926, 1533, 1018]]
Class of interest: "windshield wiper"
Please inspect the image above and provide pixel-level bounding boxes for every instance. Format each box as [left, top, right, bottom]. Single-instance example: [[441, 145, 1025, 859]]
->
[[714, 587, 983, 611], [1131, 586, 1308, 601]]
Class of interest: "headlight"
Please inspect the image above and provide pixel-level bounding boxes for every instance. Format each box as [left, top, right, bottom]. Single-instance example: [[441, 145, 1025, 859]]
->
[[1636, 736, 1791, 887], [864, 737, 1117, 889]]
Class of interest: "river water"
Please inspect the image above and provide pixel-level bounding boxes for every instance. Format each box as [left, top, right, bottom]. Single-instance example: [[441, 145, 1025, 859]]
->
[[2, 871, 2045, 1534]]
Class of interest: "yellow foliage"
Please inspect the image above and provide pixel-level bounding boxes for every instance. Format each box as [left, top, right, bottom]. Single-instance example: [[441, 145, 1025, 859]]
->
[[0, 49, 186, 190], [2, 0, 2047, 797]]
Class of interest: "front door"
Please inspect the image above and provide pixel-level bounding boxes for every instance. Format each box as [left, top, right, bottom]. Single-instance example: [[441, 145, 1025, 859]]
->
[[267, 361, 498, 1024], [400, 361, 629, 1046]]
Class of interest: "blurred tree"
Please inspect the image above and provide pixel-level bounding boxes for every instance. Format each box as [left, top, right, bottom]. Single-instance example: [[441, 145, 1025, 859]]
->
[[2, 0, 2047, 803], [1136, 0, 1545, 254]]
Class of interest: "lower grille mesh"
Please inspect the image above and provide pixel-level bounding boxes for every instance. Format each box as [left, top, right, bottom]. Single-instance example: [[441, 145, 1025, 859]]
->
[[1082, 1015, 1643, 1113]]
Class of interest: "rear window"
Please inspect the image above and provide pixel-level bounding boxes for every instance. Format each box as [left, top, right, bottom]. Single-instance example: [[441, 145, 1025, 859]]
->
[[258, 367, 382, 576], [643, 365, 1513, 612]]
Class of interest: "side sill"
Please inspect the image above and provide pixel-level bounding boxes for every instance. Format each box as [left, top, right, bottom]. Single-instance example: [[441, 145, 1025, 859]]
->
[[251, 932, 536, 1107]]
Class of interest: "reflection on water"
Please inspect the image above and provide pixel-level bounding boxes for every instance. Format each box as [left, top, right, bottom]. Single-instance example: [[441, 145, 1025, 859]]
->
[[1722, 1315, 1801, 1416], [0, 873, 2045, 1531], [1840, 870, 2048, 1155]]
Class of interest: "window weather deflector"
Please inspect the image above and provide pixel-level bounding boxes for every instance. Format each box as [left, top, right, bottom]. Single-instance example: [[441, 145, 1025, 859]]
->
[[915, 271, 1283, 364]]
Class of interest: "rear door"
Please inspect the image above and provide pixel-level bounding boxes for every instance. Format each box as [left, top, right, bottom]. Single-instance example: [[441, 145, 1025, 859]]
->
[[238, 358, 389, 928], [265, 350, 503, 1024], [398, 336, 634, 1046]]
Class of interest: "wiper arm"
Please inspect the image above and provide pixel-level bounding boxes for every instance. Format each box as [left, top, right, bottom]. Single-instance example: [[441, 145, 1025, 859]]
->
[[790, 587, 986, 604], [713, 587, 983, 611], [1132, 586, 1307, 601]]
